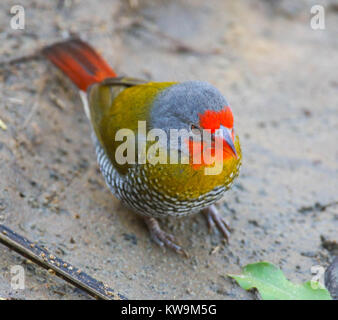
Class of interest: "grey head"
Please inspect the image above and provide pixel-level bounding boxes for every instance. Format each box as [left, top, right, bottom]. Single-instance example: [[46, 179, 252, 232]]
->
[[150, 81, 228, 133], [149, 81, 232, 157]]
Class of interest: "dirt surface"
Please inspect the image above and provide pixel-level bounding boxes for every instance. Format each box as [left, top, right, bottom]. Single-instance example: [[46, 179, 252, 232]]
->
[[0, 0, 337, 299]]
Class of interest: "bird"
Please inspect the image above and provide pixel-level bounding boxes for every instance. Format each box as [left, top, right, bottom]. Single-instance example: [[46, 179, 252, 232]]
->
[[42, 38, 242, 255]]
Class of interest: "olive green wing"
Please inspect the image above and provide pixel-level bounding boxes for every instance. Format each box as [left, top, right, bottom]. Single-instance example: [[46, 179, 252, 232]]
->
[[87, 77, 176, 174]]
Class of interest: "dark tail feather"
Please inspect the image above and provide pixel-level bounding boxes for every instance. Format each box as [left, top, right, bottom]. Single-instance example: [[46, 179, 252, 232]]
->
[[42, 38, 117, 91]]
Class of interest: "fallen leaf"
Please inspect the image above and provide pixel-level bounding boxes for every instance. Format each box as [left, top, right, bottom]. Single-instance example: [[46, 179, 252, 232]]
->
[[228, 262, 332, 300]]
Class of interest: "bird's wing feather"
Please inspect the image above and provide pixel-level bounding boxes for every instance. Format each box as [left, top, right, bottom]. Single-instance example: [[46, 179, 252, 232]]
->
[[88, 81, 176, 174]]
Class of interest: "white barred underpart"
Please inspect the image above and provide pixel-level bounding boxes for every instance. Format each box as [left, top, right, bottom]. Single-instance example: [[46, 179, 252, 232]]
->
[[93, 136, 238, 218]]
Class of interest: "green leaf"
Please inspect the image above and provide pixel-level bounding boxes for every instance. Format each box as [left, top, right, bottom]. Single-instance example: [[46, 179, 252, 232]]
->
[[228, 262, 332, 300]]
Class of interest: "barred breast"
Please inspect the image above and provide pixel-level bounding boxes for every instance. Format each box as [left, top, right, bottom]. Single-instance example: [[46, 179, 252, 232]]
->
[[94, 137, 241, 218]]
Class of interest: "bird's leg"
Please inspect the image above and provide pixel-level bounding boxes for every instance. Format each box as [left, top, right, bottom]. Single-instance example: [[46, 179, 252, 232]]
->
[[143, 216, 188, 257], [201, 204, 231, 243]]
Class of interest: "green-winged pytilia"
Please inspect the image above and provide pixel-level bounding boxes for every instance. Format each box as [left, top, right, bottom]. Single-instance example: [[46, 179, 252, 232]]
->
[[42, 39, 242, 255]]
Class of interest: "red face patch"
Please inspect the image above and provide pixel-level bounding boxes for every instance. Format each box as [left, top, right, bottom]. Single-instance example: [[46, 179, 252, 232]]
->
[[188, 106, 236, 169], [198, 106, 234, 132]]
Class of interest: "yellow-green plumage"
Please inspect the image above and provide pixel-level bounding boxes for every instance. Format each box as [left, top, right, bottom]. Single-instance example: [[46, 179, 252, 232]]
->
[[87, 78, 241, 217], [89, 80, 175, 173]]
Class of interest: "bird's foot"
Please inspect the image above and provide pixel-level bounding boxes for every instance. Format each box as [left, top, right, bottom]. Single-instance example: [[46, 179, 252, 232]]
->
[[143, 216, 188, 257], [201, 205, 231, 243]]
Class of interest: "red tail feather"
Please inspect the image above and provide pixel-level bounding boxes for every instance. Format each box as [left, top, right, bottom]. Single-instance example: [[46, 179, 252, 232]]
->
[[42, 39, 117, 91]]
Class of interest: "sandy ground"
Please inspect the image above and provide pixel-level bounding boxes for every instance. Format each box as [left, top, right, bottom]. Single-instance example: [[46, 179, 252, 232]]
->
[[0, 0, 337, 299]]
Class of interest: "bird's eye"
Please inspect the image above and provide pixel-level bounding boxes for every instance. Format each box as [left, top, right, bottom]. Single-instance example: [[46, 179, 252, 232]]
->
[[190, 124, 201, 135]]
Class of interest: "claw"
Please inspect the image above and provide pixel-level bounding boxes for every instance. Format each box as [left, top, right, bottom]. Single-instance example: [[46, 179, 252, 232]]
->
[[202, 205, 231, 243], [205, 211, 216, 233], [143, 216, 189, 257]]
